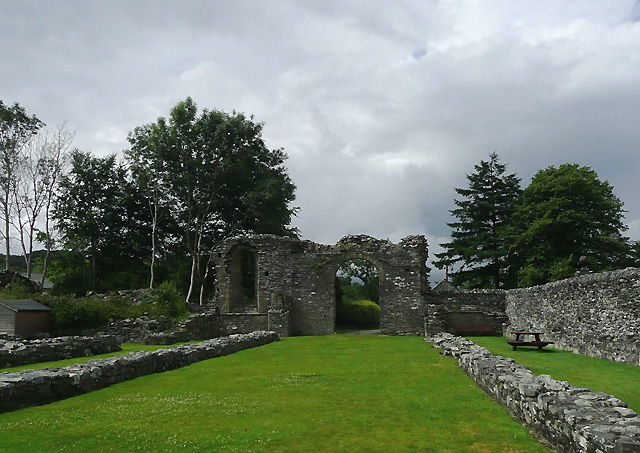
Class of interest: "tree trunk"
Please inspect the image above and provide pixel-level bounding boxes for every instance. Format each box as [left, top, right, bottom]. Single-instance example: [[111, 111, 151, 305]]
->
[[4, 196, 9, 270], [199, 253, 214, 306], [91, 240, 96, 291], [185, 252, 198, 304], [27, 224, 34, 279], [149, 199, 157, 289]]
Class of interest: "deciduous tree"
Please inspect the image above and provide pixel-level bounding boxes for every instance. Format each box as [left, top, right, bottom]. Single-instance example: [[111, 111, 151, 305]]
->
[[13, 124, 73, 281], [53, 150, 148, 291], [0, 101, 43, 269], [127, 98, 297, 304], [510, 164, 633, 286]]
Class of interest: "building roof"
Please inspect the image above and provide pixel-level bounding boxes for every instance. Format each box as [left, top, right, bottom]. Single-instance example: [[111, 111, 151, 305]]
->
[[432, 279, 458, 292], [0, 299, 52, 312], [19, 272, 54, 290]]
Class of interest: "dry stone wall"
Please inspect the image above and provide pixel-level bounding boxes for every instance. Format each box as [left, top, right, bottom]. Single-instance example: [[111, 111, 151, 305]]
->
[[430, 333, 640, 452], [0, 331, 279, 414], [505, 268, 640, 366], [0, 335, 120, 369]]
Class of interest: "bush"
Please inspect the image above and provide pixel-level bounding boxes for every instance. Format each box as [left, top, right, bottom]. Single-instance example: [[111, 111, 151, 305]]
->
[[336, 299, 380, 328], [44, 295, 146, 334], [0, 281, 36, 299], [150, 281, 186, 318]]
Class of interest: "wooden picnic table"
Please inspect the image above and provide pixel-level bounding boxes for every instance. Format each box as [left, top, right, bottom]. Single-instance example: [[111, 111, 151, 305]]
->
[[507, 331, 553, 351]]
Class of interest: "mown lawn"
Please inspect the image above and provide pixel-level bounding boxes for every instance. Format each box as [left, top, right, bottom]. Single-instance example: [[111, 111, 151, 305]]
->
[[468, 336, 640, 413], [0, 335, 546, 452]]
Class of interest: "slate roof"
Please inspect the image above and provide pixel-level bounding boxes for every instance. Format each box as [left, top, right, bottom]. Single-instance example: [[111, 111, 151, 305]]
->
[[432, 279, 458, 292], [0, 299, 52, 312], [19, 272, 54, 290]]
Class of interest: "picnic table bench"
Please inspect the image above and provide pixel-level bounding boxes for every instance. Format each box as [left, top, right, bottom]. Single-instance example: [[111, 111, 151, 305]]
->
[[507, 331, 553, 351], [454, 323, 498, 336]]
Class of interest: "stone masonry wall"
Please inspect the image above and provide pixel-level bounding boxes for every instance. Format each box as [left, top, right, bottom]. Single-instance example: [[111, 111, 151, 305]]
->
[[0, 331, 279, 414], [505, 268, 640, 366], [430, 333, 640, 452], [425, 288, 507, 336], [213, 234, 429, 336], [101, 312, 221, 345], [0, 335, 121, 369], [218, 313, 268, 336]]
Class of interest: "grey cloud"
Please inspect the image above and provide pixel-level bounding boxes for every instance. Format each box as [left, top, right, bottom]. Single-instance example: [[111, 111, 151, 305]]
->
[[2, 0, 639, 264]]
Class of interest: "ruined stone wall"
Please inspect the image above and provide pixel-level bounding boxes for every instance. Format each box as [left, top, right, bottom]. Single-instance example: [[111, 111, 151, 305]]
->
[[0, 335, 121, 369], [213, 234, 429, 336], [425, 288, 507, 336], [430, 333, 640, 452], [505, 268, 640, 366], [102, 312, 221, 345], [0, 331, 279, 414], [218, 314, 268, 336]]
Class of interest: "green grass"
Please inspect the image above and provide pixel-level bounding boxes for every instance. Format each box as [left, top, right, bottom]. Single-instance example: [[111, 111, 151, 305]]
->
[[0, 335, 546, 452], [0, 341, 203, 373], [468, 336, 640, 413]]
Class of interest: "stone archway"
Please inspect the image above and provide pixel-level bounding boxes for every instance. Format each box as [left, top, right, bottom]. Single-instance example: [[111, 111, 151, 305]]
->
[[213, 234, 429, 336], [333, 257, 381, 331]]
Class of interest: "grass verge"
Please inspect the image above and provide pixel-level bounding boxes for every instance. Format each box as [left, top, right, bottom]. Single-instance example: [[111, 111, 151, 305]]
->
[[468, 336, 640, 413], [0, 335, 546, 452]]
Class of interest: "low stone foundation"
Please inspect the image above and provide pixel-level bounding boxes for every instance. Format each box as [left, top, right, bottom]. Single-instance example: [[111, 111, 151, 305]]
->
[[429, 333, 640, 452], [102, 312, 276, 344], [0, 331, 279, 414], [101, 312, 221, 344], [0, 335, 121, 369]]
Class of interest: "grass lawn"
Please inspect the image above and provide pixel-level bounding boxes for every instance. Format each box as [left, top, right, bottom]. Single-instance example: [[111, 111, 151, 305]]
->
[[0, 335, 546, 452], [468, 336, 640, 413], [0, 342, 201, 374]]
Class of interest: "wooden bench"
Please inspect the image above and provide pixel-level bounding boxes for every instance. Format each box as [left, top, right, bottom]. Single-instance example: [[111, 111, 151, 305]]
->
[[454, 323, 498, 336], [507, 331, 554, 352]]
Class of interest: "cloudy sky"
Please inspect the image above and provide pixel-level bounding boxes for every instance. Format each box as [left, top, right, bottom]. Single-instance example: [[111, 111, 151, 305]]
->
[[2, 1, 640, 280]]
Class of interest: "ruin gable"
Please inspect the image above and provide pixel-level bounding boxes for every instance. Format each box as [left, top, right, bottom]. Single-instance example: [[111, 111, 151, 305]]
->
[[213, 234, 429, 336]]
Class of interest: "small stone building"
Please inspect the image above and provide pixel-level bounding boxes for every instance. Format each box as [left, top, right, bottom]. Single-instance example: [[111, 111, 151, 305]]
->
[[213, 234, 430, 336], [0, 299, 52, 337]]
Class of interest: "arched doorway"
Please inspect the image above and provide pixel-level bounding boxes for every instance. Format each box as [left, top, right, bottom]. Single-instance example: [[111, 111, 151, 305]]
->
[[334, 258, 381, 333], [227, 245, 258, 313]]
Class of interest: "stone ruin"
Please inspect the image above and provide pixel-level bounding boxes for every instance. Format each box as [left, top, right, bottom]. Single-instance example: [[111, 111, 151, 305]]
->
[[212, 234, 430, 336]]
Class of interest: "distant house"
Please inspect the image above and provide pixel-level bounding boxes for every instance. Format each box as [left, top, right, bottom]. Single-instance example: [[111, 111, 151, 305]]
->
[[0, 299, 52, 337], [19, 272, 54, 292], [432, 279, 458, 292]]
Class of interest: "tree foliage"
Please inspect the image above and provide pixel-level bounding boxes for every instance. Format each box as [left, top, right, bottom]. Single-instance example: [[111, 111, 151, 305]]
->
[[53, 150, 149, 292], [126, 97, 297, 303], [336, 259, 379, 303], [510, 164, 633, 286], [434, 153, 522, 288]]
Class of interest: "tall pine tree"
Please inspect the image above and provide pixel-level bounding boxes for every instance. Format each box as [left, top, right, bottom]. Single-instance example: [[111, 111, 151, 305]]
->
[[434, 153, 521, 288]]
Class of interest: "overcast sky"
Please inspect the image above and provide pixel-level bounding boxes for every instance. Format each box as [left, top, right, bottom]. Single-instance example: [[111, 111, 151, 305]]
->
[[2, 1, 640, 281]]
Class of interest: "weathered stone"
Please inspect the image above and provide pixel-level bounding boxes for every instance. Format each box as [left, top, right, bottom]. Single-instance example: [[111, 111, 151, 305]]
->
[[213, 234, 429, 336], [505, 268, 640, 366], [429, 333, 640, 452], [0, 335, 120, 369], [0, 331, 278, 414]]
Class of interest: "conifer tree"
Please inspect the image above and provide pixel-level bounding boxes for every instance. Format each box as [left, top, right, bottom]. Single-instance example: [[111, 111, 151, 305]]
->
[[434, 153, 521, 288]]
